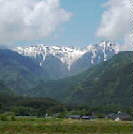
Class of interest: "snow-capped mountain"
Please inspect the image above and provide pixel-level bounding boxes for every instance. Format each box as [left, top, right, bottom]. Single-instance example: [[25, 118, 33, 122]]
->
[[14, 45, 86, 70], [70, 41, 119, 74], [13, 41, 119, 79]]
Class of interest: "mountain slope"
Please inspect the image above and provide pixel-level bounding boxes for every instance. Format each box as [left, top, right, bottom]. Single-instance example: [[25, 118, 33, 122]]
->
[[67, 51, 133, 106], [28, 51, 133, 107], [41, 55, 69, 79], [0, 49, 48, 94], [0, 81, 14, 96]]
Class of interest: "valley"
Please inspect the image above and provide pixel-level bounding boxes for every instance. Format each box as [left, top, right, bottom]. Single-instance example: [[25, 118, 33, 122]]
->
[[0, 42, 132, 134], [0, 0, 131, 133]]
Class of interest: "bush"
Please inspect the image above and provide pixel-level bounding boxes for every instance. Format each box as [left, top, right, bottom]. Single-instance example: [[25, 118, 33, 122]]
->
[[0, 114, 8, 121], [0, 112, 16, 121]]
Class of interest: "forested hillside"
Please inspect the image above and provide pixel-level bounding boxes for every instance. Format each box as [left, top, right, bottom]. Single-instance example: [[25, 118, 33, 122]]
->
[[0, 49, 48, 94], [0, 50, 132, 108], [28, 51, 133, 107]]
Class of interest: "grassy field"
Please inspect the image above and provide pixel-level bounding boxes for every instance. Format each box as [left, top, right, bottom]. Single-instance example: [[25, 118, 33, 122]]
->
[[0, 117, 132, 134]]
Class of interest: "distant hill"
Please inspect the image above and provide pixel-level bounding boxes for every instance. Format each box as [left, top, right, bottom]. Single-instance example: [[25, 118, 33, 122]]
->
[[28, 51, 133, 107]]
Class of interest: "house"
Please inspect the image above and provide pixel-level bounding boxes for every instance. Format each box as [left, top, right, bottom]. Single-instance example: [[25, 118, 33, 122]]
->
[[81, 115, 96, 120], [106, 113, 116, 120], [114, 112, 132, 121], [66, 115, 96, 120], [106, 112, 132, 121], [52, 113, 60, 118], [66, 115, 81, 119]]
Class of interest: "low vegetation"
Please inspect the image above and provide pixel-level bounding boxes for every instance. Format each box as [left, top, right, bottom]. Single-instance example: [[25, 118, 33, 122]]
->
[[0, 117, 132, 134]]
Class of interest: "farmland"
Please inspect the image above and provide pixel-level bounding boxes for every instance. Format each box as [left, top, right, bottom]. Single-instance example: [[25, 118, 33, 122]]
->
[[0, 117, 132, 134]]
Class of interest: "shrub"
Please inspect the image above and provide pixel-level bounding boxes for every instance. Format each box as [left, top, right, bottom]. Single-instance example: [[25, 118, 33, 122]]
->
[[0, 114, 8, 121], [0, 112, 16, 121]]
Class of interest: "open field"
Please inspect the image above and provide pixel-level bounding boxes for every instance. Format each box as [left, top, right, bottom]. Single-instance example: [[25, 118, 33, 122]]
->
[[0, 118, 132, 134]]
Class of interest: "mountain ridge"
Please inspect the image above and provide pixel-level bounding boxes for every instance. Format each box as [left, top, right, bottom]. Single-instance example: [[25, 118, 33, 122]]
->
[[14, 41, 119, 79]]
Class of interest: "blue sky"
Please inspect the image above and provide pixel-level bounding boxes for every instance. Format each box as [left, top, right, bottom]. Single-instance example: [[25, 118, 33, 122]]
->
[[56, 0, 107, 46], [0, 0, 129, 49], [16, 0, 107, 47]]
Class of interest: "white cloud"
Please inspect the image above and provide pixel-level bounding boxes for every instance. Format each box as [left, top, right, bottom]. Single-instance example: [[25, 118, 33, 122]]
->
[[97, 0, 131, 50], [0, 0, 72, 45]]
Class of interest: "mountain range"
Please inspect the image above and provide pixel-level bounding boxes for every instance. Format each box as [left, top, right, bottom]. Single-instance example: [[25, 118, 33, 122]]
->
[[0, 41, 132, 107], [14, 41, 119, 79]]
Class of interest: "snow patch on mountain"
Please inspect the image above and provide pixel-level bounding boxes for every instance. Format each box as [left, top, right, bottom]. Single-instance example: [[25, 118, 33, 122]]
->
[[14, 45, 86, 70], [14, 41, 119, 70]]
